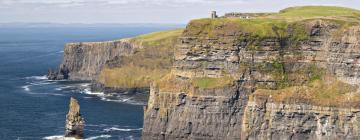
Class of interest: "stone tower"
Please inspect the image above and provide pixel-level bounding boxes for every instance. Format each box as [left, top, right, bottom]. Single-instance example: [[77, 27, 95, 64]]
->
[[211, 11, 218, 19], [65, 97, 85, 139]]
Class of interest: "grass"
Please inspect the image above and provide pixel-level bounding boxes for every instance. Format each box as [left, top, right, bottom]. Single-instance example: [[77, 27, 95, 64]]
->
[[256, 61, 325, 90], [99, 65, 169, 88], [186, 18, 291, 39], [135, 29, 183, 43], [155, 73, 190, 92], [276, 6, 360, 20], [253, 79, 359, 107], [186, 17, 312, 44], [185, 6, 360, 42], [98, 29, 183, 88]]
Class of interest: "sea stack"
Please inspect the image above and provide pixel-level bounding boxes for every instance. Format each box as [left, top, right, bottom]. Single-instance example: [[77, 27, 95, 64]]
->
[[65, 97, 85, 139]]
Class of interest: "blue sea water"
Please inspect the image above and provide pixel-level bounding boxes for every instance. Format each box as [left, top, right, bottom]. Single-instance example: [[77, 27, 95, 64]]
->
[[0, 25, 181, 140]]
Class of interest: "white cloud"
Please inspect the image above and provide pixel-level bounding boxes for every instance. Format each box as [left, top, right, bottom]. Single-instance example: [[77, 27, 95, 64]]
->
[[0, 0, 358, 24], [0, 0, 243, 6]]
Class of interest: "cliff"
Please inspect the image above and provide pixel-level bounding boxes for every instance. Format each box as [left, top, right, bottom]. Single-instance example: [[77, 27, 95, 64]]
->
[[49, 29, 183, 103], [97, 29, 182, 89], [48, 39, 137, 81], [49, 29, 182, 87], [142, 6, 360, 140]]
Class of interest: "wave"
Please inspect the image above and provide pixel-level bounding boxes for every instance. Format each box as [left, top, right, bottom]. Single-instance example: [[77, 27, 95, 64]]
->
[[103, 127, 142, 132], [86, 124, 110, 127], [81, 83, 91, 87], [43, 135, 111, 140], [86, 135, 112, 140], [51, 93, 66, 96], [43, 135, 76, 140], [22, 85, 31, 91], [82, 88, 105, 96], [21, 84, 64, 96], [30, 81, 54, 86], [24, 79, 144, 105], [55, 86, 75, 91], [25, 75, 48, 80], [100, 97, 145, 106]]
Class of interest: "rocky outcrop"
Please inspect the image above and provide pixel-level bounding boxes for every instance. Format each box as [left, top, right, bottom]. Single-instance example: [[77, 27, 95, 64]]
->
[[142, 17, 360, 140], [47, 67, 69, 80], [242, 98, 360, 140], [48, 39, 137, 80], [65, 97, 85, 139]]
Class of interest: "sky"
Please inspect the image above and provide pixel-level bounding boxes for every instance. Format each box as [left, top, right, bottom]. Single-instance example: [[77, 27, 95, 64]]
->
[[0, 0, 359, 24]]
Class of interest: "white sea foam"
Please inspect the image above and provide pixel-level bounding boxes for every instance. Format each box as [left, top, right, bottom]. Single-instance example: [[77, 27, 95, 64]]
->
[[43, 135, 111, 140], [86, 135, 112, 140], [79, 84, 144, 105], [55, 86, 74, 91], [83, 88, 105, 96], [30, 81, 53, 86], [51, 93, 65, 96], [22, 85, 31, 91], [86, 124, 110, 127], [79, 84, 105, 96], [43, 135, 76, 140], [101, 97, 131, 103], [103, 127, 142, 132], [81, 83, 91, 87], [99, 96, 145, 105], [25, 75, 48, 80]]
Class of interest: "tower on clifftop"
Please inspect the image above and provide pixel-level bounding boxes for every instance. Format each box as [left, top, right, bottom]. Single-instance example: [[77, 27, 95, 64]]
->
[[211, 11, 218, 19]]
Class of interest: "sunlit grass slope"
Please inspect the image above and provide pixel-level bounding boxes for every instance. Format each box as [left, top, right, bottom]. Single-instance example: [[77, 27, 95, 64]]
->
[[98, 29, 183, 88]]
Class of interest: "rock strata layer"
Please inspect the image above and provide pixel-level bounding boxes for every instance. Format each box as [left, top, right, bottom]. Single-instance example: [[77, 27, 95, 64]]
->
[[142, 16, 360, 139], [65, 97, 85, 139]]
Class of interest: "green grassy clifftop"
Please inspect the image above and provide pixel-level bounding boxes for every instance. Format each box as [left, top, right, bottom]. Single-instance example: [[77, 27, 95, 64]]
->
[[170, 6, 360, 107], [98, 29, 183, 88]]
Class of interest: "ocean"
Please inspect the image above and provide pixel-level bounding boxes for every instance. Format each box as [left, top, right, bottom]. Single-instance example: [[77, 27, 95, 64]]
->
[[0, 25, 181, 140]]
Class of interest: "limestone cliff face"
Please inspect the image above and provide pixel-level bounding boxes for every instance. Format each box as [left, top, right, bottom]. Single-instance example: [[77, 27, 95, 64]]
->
[[242, 98, 360, 140], [142, 18, 360, 140], [48, 39, 137, 80]]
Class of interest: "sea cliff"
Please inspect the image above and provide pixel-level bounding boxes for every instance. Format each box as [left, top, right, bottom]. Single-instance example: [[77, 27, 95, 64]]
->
[[49, 6, 360, 140], [49, 29, 183, 103], [48, 39, 136, 81], [142, 6, 360, 139]]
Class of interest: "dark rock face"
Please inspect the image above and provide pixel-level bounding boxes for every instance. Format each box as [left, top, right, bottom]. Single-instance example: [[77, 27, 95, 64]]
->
[[47, 66, 69, 80], [65, 97, 85, 139], [143, 82, 253, 140], [48, 39, 137, 81], [141, 19, 360, 139], [243, 99, 360, 140]]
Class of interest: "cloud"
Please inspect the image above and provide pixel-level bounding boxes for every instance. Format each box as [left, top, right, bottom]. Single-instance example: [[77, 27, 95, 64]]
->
[[0, 0, 243, 6], [1, 0, 358, 24]]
